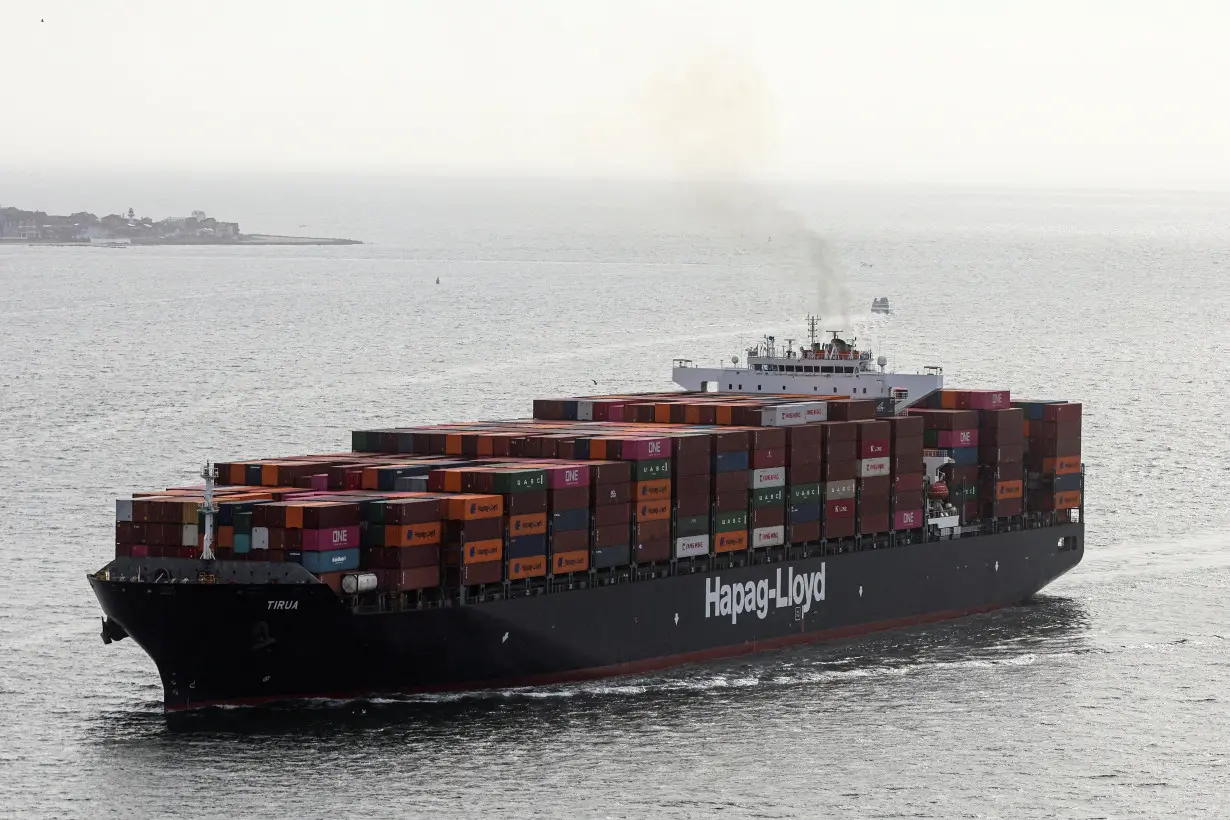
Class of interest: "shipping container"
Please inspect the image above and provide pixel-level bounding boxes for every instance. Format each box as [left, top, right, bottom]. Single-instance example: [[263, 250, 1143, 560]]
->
[[552, 550, 590, 573], [788, 520, 821, 543], [751, 467, 787, 489], [714, 530, 748, 552], [675, 534, 711, 558], [751, 525, 786, 548], [750, 486, 786, 507], [858, 457, 890, 478], [635, 500, 672, 522], [300, 548, 360, 573], [822, 479, 856, 500], [826, 498, 855, 518], [591, 544, 631, 569], [789, 483, 822, 504], [379, 566, 440, 591], [893, 508, 924, 530]]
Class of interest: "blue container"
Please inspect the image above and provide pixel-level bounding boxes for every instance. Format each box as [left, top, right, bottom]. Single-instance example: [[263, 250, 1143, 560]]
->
[[552, 507, 590, 532], [952, 447, 980, 466], [789, 500, 822, 524], [233, 533, 251, 553], [573, 439, 591, 459], [508, 534, 547, 559], [300, 548, 360, 573], [1051, 473, 1082, 493], [713, 450, 750, 473], [592, 544, 632, 569]]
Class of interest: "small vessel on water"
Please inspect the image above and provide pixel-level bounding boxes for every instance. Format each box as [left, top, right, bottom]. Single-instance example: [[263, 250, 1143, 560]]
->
[[871, 297, 892, 314]]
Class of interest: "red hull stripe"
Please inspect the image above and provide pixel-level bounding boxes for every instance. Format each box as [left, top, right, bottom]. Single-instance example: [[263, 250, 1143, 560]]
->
[[167, 603, 1004, 713]]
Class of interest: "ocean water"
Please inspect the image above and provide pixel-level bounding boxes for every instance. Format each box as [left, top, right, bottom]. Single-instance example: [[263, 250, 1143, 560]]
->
[[1, 179, 1228, 818]]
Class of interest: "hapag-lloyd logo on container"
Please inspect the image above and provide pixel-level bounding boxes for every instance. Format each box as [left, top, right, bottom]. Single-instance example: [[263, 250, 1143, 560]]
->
[[705, 564, 826, 624], [469, 500, 500, 516]]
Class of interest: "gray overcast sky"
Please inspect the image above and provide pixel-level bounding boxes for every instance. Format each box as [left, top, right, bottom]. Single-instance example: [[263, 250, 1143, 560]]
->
[[3, 0, 1228, 188]]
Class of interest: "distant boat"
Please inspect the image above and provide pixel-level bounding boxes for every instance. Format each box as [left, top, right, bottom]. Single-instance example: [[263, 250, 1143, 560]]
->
[[435, 277, 440, 285], [871, 297, 892, 314]]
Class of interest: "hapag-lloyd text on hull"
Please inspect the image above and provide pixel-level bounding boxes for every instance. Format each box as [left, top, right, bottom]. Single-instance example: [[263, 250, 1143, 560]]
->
[[704, 564, 826, 624]]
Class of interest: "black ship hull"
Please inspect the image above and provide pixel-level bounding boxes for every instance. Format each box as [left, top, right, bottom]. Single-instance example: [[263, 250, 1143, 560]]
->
[[89, 524, 1083, 714]]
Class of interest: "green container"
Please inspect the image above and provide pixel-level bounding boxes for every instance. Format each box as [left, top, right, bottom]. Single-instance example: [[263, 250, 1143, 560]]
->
[[675, 514, 710, 538], [366, 502, 388, 525], [232, 511, 253, 534], [789, 483, 822, 504], [351, 430, 369, 452], [715, 509, 748, 532], [949, 484, 977, 502], [634, 459, 672, 481], [750, 486, 786, 508], [233, 533, 251, 554], [492, 469, 547, 493], [362, 524, 385, 548]]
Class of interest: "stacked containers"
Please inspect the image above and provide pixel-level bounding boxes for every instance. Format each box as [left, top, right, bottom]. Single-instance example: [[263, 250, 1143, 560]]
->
[[785, 423, 824, 544], [1019, 401, 1083, 512], [489, 466, 550, 582], [712, 429, 751, 554], [442, 494, 505, 587], [748, 426, 787, 549], [670, 432, 713, 559], [856, 419, 892, 535], [254, 501, 361, 572], [589, 460, 633, 569], [914, 409, 981, 520], [888, 415, 925, 531], [978, 408, 1025, 518], [610, 436, 671, 564], [542, 462, 591, 575], [367, 496, 444, 591], [820, 421, 857, 539]]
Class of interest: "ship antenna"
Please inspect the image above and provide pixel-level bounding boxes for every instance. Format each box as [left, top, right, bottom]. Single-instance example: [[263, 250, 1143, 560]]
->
[[200, 462, 218, 561], [807, 315, 818, 346]]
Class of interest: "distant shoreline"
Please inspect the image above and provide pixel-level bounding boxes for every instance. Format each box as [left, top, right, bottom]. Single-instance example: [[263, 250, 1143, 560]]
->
[[0, 234, 363, 246]]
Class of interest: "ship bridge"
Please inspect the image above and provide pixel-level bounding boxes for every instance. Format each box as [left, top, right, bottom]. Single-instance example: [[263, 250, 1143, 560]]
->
[[672, 318, 944, 410]]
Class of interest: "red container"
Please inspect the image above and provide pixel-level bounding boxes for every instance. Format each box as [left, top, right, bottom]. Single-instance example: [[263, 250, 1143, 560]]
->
[[617, 437, 672, 460], [942, 464, 980, 485], [889, 415, 924, 438], [936, 429, 978, 448], [894, 490, 924, 510], [822, 460, 857, 481], [592, 482, 631, 507], [822, 517, 855, 539], [551, 528, 589, 553], [380, 566, 439, 591], [592, 523, 630, 549], [548, 486, 590, 510], [505, 491, 548, 516], [750, 505, 786, 528], [384, 498, 443, 525], [892, 435, 924, 456], [1028, 436, 1081, 459], [910, 409, 979, 430], [890, 454, 924, 474], [826, 498, 855, 518], [302, 502, 361, 529], [677, 472, 712, 497], [787, 445, 822, 467], [980, 444, 1024, 464], [858, 476, 891, 496], [711, 429, 751, 453], [588, 460, 632, 485], [713, 491, 746, 512], [593, 503, 631, 528], [859, 512, 890, 534], [1043, 402, 1081, 424], [674, 492, 709, 518], [983, 497, 1024, 518], [634, 519, 671, 542], [788, 462, 822, 485], [858, 495, 889, 517], [789, 520, 821, 544], [857, 420, 890, 440], [714, 470, 750, 495], [821, 421, 859, 442], [444, 517, 503, 544], [828, 400, 876, 421], [893, 508, 924, 530], [748, 427, 787, 451], [452, 561, 503, 586], [544, 464, 590, 489], [859, 438, 890, 458], [822, 439, 858, 461], [980, 407, 1024, 429], [959, 389, 1010, 411], [633, 539, 671, 563], [673, 453, 712, 477], [130, 544, 149, 558], [980, 425, 1022, 446], [786, 425, 824, 448], [751, 448, 786, 469], [301, 525, 360, 551]]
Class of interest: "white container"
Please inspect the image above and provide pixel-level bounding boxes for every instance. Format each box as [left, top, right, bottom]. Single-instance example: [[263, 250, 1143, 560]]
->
[[341, 572, 379, 594], [252, 527, 270, 550], [802, 401, 829, 423], [675, 534, 710, 558], [576, 400, 594, 422], [858, 457, 891, 478], [751, 467, 787, 489], [180, 524, 198, 547], [115, 499, 133, 523], [823, 479, 856, 499], [751, 525, 785, 548], [762, 404, 807, 426]]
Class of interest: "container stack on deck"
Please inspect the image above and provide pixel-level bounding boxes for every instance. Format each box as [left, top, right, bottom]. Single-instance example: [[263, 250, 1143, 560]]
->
[[109, 390, 1082, 595]]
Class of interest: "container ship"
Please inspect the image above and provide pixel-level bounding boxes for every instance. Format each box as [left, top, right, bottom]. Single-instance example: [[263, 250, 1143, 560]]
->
[[89, 319, 1085, 716]]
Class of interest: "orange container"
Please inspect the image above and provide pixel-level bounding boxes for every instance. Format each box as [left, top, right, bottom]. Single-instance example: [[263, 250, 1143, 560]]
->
[[361, 467, 382, 490], [654, 403, 673, 424], [260, 463, 281, 487], [684, 406, 702, 424], [715, 530, 747, 552], [508, 512, 547, 536], [1055, 456, 1081, 475], [1055, 490, 1082, 509], [634, 479, 672, 501], [589, 439, 610, 459], [716, 406, 734, 425], [445, 434, 463, 456], [444, 494, 504, 521], [434, 469, 465, 493], [476, 435, 495, 457], [385, 521, 442, 547], [635, 499, 671, 521], [228, 464, 248, 484], [553, 550, 589, 574], [996, 480, 1023, 500], [463, 538, 503, 564], [507, 554, 547, 580], [218, 526, 234, 548]]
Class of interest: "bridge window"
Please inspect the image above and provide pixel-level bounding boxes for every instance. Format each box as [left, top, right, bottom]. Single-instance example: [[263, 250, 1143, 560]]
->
[[821, 366, 833, 374], [728, 384, 733, 389], [753, 364, 762, 372]]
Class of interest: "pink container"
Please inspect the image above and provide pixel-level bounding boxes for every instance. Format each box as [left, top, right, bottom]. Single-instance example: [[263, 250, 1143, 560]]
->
[[621, 437, 672, 460], [309, 474, 329, 491], [964, 390, 1010, 410], [859, 438, 890, 458], [544, 463, 591, 489], [893, 508, 924, 530], [608, 404, 626, 422], [936, 429, 978, 448], [302, 525, 360, 551]]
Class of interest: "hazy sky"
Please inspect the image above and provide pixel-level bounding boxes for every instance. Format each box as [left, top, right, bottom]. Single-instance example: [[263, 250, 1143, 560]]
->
[[3, 0, 1229, 188]]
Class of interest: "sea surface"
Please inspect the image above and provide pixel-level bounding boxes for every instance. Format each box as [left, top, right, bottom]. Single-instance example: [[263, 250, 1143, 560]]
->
[[1, 178, 1228, 819]]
